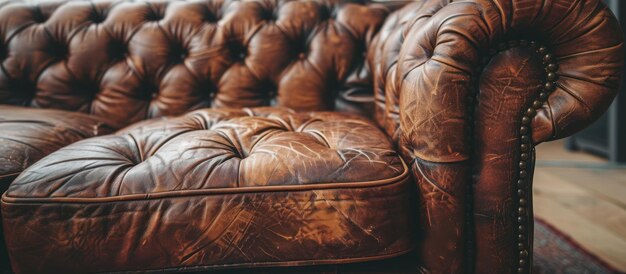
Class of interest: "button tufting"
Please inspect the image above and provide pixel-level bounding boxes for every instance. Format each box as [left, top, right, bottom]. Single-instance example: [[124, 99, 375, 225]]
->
[[32, 8, 47, 23], [108, 40, 128, 60], [91, 11, 105, 24], [140, 81, 160, 101], [226, 41, 248, 62], [318, 6, 332, 21], [9, 79, 36, 103], [73, 81, 100, 100], [169, 45, 188, 63], [261, 9, 276, 22], [49, 40, 69, 59], [145, 11, 163, 21], [203, 10, 217, 23], [1, 104, 411, 272], [0, 0, 392, 134]]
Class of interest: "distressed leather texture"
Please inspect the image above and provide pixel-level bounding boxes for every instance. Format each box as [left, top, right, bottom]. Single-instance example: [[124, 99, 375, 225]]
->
[[378, 0, 624, 273], [2, 107, 414, 273], [0, 105, 113, 187], [0, 105, 114, 271], [0, 0, 624, 273], [0, 0, 388, 129]]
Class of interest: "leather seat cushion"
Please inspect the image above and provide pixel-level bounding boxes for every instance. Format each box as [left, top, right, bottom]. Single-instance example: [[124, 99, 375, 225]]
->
[[0, 105, 113, 188], [1, 107, 414, 273], [0, 105, 113, 272]]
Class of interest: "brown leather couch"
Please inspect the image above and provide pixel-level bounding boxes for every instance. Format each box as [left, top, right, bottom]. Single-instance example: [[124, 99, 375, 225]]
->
[[0, 0, 623, 273]]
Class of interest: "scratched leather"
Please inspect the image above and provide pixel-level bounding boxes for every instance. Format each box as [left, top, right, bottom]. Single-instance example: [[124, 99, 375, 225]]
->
[[395, 0, 624, 163], [2, 107, 413, 273], [385, 0, 624, 273], [0, 105, 114, 271], [370, 0, 449, 146], [1, 0, 624, 273], [0, 105, 113, 186], [0, 0, 390, 129]]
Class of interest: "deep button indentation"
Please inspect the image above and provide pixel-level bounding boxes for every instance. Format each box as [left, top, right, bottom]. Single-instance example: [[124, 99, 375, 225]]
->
[[318, 6, 332, 21], [230, 147, 243, 159], [294, 41, 308, 60], [90, 11, 106, 24], [49, 40, 69, 59], [266, 83, 277, 103], [141, 81, 159, 100], [355, 42, 367, 58], [169, 44, 188, 63], [201, 81, 218, 101], [145, 10, 163, 21], [203, 10, 217, 23], [228, 42, 247, 62], [73, 81, 99, 99], [10, 79, 36, 102], [108, 40, 128, 61], [32, 9, 47, 23], [261, 8, 277, 22]]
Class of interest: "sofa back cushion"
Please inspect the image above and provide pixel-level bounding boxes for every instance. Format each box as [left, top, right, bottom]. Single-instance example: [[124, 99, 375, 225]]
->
[[0, 0, 389, 128], [369, 0, 448, 148]]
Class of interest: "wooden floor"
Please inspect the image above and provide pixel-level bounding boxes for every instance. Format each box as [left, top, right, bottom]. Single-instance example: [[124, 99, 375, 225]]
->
[[534, 139, 626, 272]]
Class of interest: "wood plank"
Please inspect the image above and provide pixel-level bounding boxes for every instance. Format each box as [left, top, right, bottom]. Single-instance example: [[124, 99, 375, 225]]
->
[[534, 169, 626, 239], [533, 169, 626, 271], [540, 167, 626, 209], [536, 140, 608, 163]]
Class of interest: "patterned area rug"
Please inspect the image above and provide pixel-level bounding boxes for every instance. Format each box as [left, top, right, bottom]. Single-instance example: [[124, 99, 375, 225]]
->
[[533, 218, 623, 274]]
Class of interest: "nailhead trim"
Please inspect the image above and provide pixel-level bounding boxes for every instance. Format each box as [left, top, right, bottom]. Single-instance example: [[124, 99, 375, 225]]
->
[[474, 39, 558, 274]]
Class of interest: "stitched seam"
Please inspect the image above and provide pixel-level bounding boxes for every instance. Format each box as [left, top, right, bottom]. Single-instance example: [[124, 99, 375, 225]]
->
[[2, 157, 408, 204]]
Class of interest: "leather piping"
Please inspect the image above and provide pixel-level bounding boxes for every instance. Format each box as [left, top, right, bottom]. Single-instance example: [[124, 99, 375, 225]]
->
[[0, 172, 21, 180], [106, 247, 414, 274], [2, 158, 408, 204]]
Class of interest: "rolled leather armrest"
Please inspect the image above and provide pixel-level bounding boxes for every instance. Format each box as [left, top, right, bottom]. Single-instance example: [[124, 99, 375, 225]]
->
[[394, 0, 624, 273]]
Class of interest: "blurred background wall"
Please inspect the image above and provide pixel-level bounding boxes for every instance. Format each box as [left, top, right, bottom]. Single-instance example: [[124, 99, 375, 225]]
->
[[566, 0, 626, 164]]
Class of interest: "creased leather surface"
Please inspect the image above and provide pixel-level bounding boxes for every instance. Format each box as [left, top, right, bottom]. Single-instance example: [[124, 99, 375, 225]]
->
[[6, 107, 404, 198], [0, 0, 623, 273], [396, 0, 623, 163], [369, 0, 448, 146], [0, 174, 13, 273], [385, 0, 624, 273], [412, 158, 468, 273], [0, 0, 390, 129], [473, 47, 545, 274], [0, 105, 113, 183], [2, 107, 414, 273], [155, 250, 427, 274], [0, 104, 113, 273]]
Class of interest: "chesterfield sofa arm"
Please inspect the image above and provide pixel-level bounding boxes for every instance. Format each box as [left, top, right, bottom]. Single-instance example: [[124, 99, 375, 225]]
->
[[375, 0, 624, 273]]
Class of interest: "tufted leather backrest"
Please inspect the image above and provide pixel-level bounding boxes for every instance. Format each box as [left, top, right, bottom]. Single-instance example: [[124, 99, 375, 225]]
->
[[0, 0, 392, 128], [369, 0, 448, 151]]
